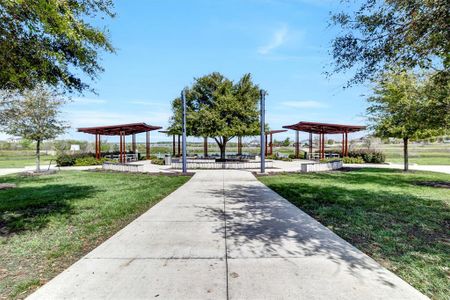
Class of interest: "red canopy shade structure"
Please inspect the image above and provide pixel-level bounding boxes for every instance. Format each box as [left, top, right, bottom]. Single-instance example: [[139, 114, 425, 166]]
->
[[264, 129, 288, 156], [78, 123, 162, 163], [283, 121, 366, 159]]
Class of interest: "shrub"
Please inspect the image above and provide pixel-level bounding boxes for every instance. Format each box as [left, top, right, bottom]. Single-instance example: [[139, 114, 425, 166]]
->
[[343, 156, 364, 164], [151, 158, 164, 165], [74, 156, 108, 166], [56, 154, 76, 166], [347, 149, 385, 164], [288, 151, 306, 159], [320, 158, 342, 163], [370, 151, 386, 163], [56, 153, 96, 166], [266, 154, 276, 160]]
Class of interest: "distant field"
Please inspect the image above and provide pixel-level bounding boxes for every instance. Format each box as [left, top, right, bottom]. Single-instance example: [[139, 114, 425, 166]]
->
[[275, 143, 450, 165], [1, 142, 448, 168], [378, 143, 450, 165], [0, 151, 54, 168]]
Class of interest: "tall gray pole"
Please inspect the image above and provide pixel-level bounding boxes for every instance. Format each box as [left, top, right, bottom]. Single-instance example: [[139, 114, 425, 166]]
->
[[181, 89, 187, 174], [260, 89, 266, 173]]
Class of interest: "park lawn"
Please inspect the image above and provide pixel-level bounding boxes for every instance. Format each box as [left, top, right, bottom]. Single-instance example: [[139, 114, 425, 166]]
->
[[0, 151, 54, 168], [259, 168, 450, 300], [0, 171, 190, 299], [381, 143, 450, 165], [383, 151, 450, 165]]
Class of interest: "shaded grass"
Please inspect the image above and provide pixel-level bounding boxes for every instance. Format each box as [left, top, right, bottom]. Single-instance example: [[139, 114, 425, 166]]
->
[[0, 171, 190, 299], [259, 168, 450, 299]]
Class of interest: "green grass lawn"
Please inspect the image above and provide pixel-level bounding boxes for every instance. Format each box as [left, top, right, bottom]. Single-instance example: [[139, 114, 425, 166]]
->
[[259, 168, 450, 300], [0, 171, 190, 299], [0, 151, 54, 168]]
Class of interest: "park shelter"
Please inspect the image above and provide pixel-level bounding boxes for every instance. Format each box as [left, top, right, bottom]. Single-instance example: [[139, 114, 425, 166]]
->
[[283, 121, 366, 159], [78, 123, 162, 163], [265, 130, 288, 156]]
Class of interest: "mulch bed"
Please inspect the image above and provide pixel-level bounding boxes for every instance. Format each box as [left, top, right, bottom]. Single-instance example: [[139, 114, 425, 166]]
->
[[19, 169, 58, 176], [87, 169, 194, 177], [413, 181, 450, 189]]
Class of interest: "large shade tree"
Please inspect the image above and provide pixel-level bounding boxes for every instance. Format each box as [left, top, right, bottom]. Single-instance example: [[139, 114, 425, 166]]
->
[[0, 0, 115, 93], [0, 86, 69, 172], [367, 71, 448, 171], [168, 72, 261, 160], [330, 0, 449, 86]]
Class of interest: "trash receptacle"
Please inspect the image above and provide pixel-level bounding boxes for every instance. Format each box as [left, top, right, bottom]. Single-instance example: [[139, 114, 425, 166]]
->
[[164, 155, 172, 165]]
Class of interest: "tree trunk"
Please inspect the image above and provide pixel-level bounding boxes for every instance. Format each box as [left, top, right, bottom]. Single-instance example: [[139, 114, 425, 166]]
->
[[36, 139, 41, 173], [403, 137, 409, 172], [215, 137, 228, 160], [219, 141, 227, 160]]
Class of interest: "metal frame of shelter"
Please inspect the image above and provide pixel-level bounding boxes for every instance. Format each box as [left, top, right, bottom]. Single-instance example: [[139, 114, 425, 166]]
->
[[78, 123, 162, 163], [265, 130, 288, 156], [283, 121, 366, 159]]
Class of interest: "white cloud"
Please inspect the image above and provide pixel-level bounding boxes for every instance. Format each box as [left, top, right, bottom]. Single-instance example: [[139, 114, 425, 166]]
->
[[64, 110, 171, 129], [281, 100, 329, 109], [258, 25, 289, 55], [72, 98, 107, 105]]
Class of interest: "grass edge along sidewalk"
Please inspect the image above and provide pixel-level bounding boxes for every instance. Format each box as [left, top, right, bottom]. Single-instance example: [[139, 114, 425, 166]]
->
[[0, 171, 190, 299], [259, 168, 450, 300]]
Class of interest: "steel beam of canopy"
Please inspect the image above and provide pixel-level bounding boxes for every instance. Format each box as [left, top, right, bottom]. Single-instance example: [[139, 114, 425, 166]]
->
[[260, 90, 266, 173], [295, 131, 300, 158], [119, 131, 124, 163], [146, 131, 150, 159], [269, 133, 273, 155], [181, 89, 187, 174], [132, 134, 137, 154], [95, 134, 101, 160], [309, 132, 313, 158], [345, 131, 349, 157]]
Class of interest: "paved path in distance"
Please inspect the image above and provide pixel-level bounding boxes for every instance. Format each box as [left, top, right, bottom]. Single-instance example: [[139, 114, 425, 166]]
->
[[28, 170, 427, 300]]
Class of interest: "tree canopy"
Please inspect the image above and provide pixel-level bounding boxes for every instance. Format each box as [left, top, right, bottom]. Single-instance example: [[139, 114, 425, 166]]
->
[[330, 0, 449, 86], [367, 71, 448, 170], [0, 0, 115, 93], [0, 85, 69, 171], [168, 72, 261, 159]]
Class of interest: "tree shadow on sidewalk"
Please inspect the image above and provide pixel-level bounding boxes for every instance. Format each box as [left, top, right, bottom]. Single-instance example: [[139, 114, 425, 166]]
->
[[197, 180, 447, 290]]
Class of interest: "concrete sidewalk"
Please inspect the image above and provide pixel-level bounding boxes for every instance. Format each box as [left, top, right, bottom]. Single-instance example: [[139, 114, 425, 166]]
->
[[28, 170, 427, 300]]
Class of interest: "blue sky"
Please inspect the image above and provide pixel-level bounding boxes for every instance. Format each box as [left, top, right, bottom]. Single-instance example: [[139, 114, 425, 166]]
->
[[59, 0, 368, 143]]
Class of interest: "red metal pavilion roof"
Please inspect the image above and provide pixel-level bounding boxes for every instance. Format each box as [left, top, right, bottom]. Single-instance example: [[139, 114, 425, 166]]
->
[[266, 129, 288, 134], [283, 121, 366, 134], [78, 123, 162, 136]]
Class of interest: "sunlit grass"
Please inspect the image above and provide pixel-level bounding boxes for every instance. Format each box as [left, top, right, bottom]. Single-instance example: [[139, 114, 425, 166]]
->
[[260, 168, 450, 299]]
